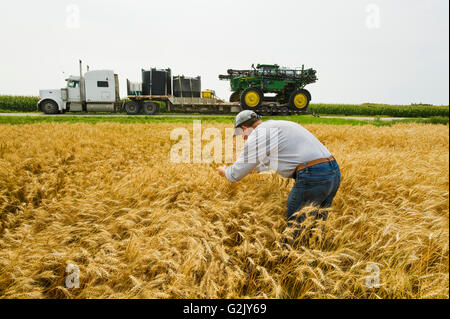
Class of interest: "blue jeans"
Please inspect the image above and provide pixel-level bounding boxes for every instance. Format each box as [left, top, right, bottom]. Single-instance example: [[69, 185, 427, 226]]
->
[[286, 160, 341, 226]]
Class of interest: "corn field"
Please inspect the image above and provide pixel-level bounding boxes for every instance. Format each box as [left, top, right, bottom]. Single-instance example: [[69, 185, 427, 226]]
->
[[0, 96, 38, 112], [0, 122, 448, 298], [0, 95, 448, 118], [309, 103, 449, 118]]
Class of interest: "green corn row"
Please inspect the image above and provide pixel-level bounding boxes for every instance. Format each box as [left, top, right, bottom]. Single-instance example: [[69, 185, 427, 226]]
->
[[0, 95, 39, 112], [309, 103, 449, 118], [0, 95, 448, 117]]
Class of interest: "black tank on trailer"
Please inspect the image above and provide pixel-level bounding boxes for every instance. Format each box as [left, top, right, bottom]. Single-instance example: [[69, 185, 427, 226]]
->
[[142, 68, 172, 96], [191, 76, 201, 98], [173, 75, 201, 98]]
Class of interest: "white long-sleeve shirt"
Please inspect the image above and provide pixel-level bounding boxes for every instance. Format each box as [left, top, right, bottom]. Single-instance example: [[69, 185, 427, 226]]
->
[[225, 120, 332, 182]]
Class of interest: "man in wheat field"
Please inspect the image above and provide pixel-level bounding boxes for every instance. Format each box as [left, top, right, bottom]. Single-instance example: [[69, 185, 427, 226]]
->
[[217, 110, 341, 239]]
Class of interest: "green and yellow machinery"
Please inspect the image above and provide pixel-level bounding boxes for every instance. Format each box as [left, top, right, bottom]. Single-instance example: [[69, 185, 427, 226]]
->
[[219, 63, 318, 111]]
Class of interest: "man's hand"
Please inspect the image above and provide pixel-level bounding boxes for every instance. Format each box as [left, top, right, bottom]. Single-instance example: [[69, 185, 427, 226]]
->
[[217, 166, 227, 178]]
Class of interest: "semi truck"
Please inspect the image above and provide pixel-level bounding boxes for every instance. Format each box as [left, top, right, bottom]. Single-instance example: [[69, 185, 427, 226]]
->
[[38, 61, 318, 116]]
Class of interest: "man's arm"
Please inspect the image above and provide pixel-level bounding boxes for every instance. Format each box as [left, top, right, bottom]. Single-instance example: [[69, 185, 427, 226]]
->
[[218, 130, 271, 182], [223, 151, 259, 182]]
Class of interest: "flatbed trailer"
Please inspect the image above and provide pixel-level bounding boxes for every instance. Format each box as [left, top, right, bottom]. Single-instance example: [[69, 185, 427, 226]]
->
[[125, 95, 319, 116]]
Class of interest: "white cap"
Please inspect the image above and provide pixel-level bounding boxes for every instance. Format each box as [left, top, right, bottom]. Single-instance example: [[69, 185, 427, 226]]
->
[[233, 110, 260, 136]]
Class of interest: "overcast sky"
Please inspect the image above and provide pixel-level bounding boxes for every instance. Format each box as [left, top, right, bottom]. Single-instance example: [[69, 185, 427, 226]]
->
[[0, 0, 448, 105]]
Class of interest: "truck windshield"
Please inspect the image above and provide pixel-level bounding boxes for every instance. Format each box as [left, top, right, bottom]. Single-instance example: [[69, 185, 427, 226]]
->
[[68, 81, 80, 88]]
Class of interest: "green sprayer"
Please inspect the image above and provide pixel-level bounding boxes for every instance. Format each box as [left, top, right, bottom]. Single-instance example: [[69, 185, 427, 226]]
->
[[219, 63, 318, 111]]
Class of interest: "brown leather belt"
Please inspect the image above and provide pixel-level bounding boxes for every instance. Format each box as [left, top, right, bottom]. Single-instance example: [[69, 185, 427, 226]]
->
[[295, 155, 336, 174]]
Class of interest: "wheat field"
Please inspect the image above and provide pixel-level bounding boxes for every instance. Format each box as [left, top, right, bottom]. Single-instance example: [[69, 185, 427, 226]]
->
[[0, 122, 448, 299]]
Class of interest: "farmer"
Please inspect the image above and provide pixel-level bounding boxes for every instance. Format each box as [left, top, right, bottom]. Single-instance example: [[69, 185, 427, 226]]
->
[[217, 110, 341, 238]]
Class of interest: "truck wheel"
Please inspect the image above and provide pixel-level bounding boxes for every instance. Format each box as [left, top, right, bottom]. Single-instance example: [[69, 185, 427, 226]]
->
[[142, 102, 159, 115], [241, 87, 263, 109], [124, 101, 141, 115], [41, 100, 59, 114], [230, 92, 240, 102], [289, 89, 311, 111]]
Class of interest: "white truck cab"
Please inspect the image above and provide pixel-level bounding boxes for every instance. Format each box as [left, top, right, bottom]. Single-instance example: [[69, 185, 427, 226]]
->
[[38, 62, 121, 114]]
